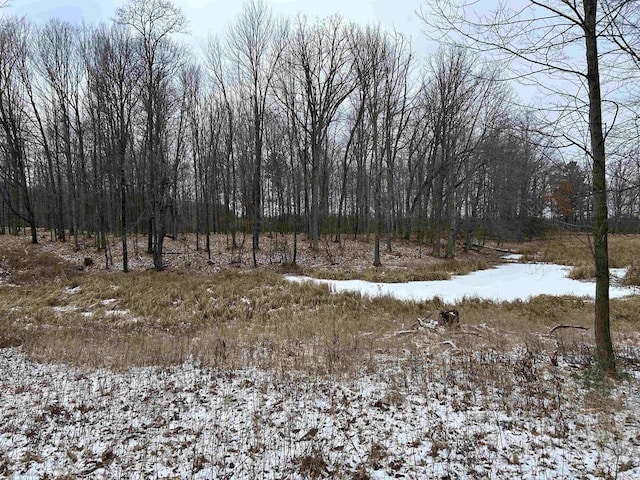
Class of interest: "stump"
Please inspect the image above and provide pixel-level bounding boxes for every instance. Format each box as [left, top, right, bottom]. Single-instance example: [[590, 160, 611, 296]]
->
[[438, 309, 460, 328]]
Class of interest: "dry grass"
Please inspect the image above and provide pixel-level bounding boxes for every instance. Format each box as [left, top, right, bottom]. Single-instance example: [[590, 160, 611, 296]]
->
[[569, 265, 596, 280], [623, 262, 640, 286], [514, 234, 640, 268], [0, 237, 79, 285], [2, 265, 639, 373], [1, 232, 640, 374], [307, 259, 492, 283], [0, 267, 430, 372]]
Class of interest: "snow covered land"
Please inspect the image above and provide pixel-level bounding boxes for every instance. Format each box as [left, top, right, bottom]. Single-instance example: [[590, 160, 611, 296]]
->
[[1, 345, 639, 479]]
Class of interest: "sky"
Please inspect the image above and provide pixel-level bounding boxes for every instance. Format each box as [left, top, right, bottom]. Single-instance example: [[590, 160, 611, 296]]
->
[[1, 0, 606, 127], [2, 0, 433, 53]]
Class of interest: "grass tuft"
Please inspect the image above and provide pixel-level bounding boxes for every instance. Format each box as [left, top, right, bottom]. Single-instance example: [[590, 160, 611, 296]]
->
[[569, 265, 595, 280]]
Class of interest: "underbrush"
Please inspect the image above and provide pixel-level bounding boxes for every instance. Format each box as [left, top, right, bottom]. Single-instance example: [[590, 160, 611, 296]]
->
[[1, 340, 639, 479], [0, 241, 79, 285], [2, 234, 640, 477]]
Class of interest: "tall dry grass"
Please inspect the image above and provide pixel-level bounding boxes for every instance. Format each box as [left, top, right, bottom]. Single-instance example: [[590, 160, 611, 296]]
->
[[518, 234, 640, 269], [2, 265, 639, 373], [308, 259, 492, 283]]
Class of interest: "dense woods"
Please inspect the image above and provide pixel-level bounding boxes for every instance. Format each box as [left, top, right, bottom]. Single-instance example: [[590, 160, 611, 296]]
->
[[1, 0, 639, 272]]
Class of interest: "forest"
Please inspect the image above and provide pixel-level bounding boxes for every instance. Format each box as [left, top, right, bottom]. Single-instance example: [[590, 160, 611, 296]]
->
[[1, 0, 639, 272]]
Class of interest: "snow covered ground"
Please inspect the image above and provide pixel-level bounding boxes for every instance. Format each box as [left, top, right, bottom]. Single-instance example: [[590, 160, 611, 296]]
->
[[1, 347, 639, 479], [286, 263, 638, 303]]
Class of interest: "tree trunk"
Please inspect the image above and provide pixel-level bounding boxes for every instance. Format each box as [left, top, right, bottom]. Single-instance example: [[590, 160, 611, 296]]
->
[[584, 0, 614, 373], [311, 137, 320, 250], [121, 161, 128, 273], [252, 100, 262, 268]]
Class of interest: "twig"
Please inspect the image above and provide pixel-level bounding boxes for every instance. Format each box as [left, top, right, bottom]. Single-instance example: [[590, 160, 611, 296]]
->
[[549, 324, 589, 335]]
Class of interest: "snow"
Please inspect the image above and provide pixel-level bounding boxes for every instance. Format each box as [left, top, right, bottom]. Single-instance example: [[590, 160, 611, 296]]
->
[[286, 263, 639, 303], [1, 347, 639, 479], [502, 253, 523, 261], [103, 310, 131, 317], [51, 306, 78, 313]]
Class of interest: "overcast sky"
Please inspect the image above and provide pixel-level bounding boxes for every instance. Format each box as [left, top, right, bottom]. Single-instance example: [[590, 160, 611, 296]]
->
[[3, 0, 575, 108], [3, 0, 434, 53]]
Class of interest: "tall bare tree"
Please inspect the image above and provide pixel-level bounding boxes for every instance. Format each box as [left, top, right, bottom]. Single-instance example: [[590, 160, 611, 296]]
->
[[85, 24, 141, 271], [35, 19, 85, 248], [281, 15, 357, 250], [352, 27, 412, 265], [225, 0, 285, 267], [0, 17, 37, 243], [117, 0, 187, 271]]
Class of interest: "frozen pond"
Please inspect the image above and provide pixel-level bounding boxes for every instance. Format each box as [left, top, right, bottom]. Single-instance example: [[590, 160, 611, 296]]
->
[[286, 263, 638, 303]]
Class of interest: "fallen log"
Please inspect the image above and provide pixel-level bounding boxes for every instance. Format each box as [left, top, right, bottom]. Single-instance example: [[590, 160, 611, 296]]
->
[[549, 324, 589, 335], [472, 244, 512, 254], [438, 309, 460, 328]]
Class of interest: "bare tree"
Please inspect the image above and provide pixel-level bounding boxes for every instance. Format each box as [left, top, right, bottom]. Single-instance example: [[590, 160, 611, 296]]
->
[[117, 0, 187, 271], [423, 0, 640, 372], [352, 27, 413, 265], [280, 15, 357, 250], [85, 24, 141, 271], [204, 36, 240, 251], [0, 17, 37, 243], [179, 63, 204, 250], [35, 19, 85, 248], [225, 0, 286, 267]]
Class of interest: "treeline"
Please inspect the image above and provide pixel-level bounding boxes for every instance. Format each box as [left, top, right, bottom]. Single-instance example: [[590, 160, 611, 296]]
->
[[0, 0, 637, 270]]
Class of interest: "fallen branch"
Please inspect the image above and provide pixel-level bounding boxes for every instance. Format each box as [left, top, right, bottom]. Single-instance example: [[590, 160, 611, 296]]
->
[[396, 330, 419, 336], [472, 244, 512, 254], [549, 324, 589, 335], [453, 330, 485, 339], [409, 317, 437, 330]]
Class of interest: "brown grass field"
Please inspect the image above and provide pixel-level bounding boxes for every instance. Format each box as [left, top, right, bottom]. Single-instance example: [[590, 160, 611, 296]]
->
[[1, 230, 639, 374]]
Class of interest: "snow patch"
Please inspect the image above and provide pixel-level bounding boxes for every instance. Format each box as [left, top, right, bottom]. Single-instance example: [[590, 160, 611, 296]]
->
[[502, 253, 523, 261], [286, 263, 638, 303], [104, 310, 130, 317]]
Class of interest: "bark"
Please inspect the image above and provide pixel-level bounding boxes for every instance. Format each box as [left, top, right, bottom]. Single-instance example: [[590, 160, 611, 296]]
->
[[584, 0, 614, 372]]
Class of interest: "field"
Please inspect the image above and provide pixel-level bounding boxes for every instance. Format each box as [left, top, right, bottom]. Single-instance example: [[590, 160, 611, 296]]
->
[[1, 231, 639, 478]]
